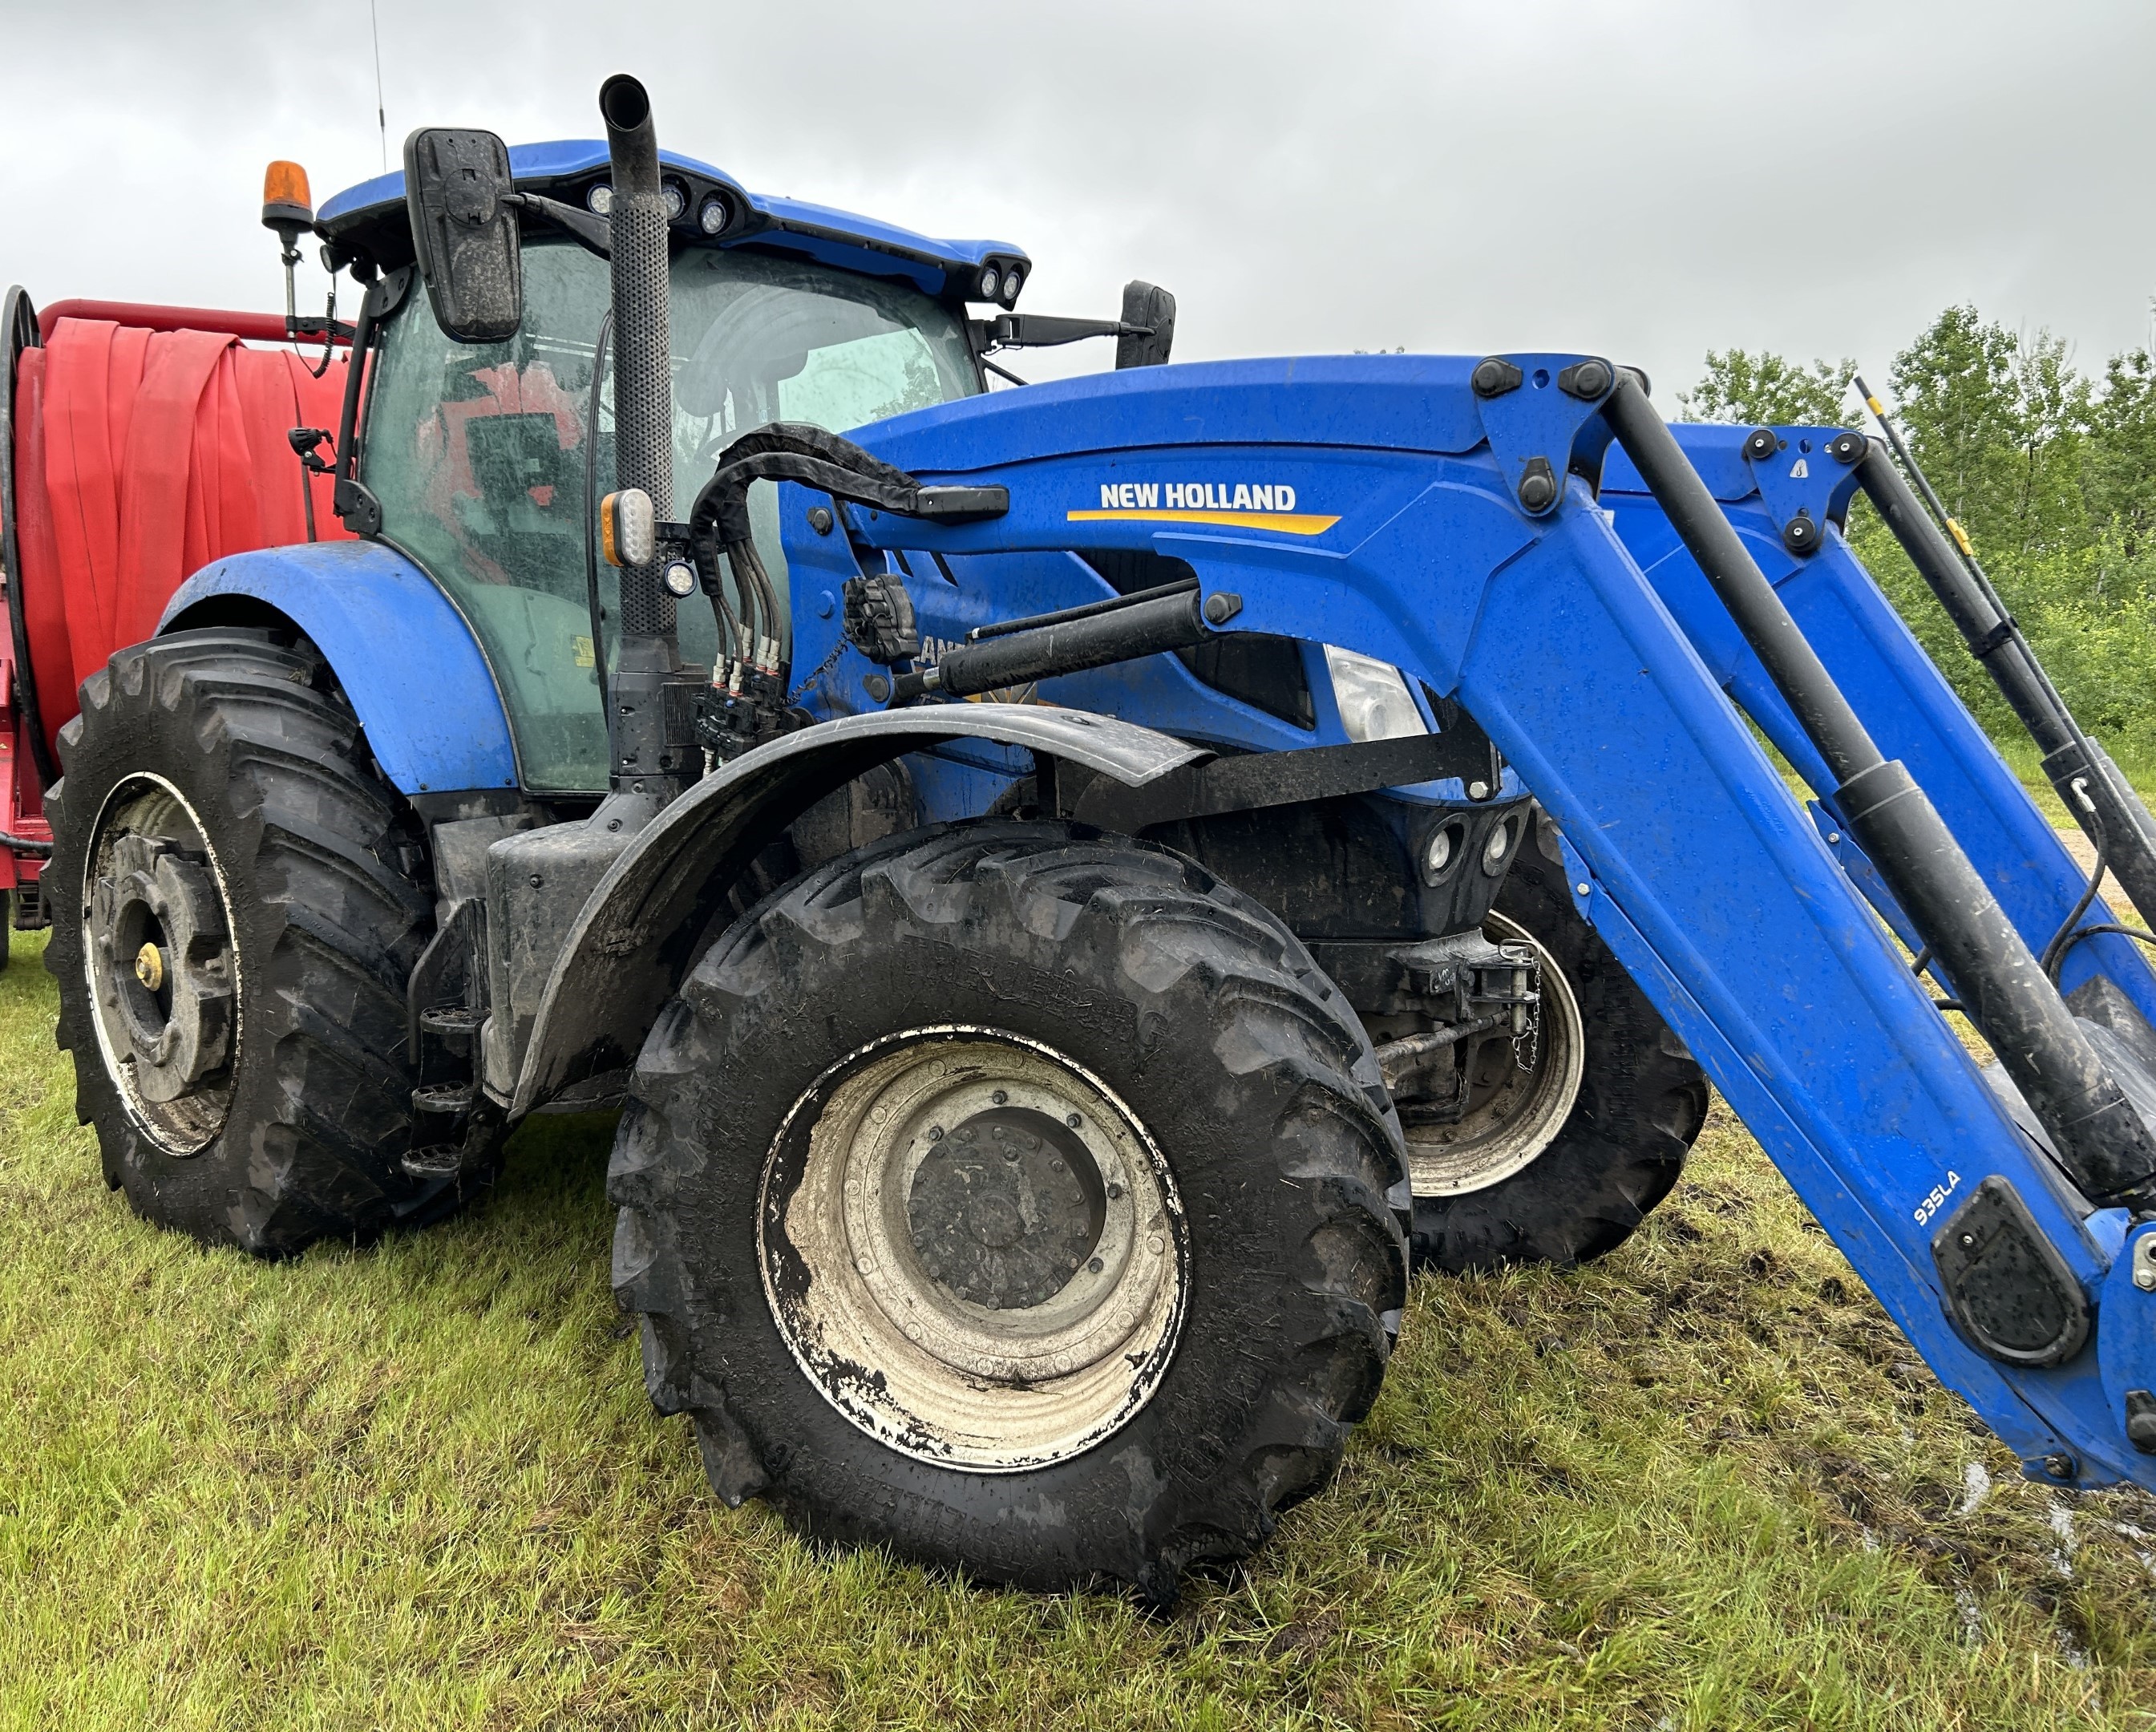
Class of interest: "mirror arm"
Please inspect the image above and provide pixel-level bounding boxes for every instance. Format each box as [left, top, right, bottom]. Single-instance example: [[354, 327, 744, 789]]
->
[[504, 191, 613, 260], [969, 313, 1152, 351]]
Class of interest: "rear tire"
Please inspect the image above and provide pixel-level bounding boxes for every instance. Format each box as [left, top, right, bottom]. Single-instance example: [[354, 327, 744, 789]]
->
[[610, 820, 1409, 1600], [1406, 815, 1708, 1272], [46, 629, 447, 1255]]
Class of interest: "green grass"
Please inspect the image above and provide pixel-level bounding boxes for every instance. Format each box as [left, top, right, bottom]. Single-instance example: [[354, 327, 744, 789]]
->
[[3, 929, 2155, 1730]]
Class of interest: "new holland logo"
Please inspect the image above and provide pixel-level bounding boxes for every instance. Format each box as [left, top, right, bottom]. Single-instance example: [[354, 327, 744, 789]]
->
[[1068, 480, 1339, 536]]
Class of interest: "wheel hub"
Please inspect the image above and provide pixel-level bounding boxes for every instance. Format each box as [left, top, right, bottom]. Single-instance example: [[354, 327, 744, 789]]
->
[[1402, 910, 1585, 1196], [905, 1105, 1106, 1309], [82, 777, 241, 1153], [761, 1030, 1187, 1472]]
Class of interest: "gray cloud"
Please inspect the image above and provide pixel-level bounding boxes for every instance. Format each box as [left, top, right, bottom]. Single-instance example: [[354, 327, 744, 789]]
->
[[3, 0, 2151, 404]]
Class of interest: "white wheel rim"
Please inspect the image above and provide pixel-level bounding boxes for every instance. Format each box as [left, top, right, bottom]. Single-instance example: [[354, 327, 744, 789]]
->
[[759, 1027, 1188, 1473], [1402, 910, 1586, 1197], [79, 773, 243, 1157]]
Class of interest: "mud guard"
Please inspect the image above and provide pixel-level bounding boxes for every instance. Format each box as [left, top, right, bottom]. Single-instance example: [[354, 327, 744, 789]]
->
[[160, 541, 520, 796], [508, 705, 1204, 1116]]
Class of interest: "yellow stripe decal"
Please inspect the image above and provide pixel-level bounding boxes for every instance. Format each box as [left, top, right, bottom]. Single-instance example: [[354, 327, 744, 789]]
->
[[1066, 508, 1341, 536]]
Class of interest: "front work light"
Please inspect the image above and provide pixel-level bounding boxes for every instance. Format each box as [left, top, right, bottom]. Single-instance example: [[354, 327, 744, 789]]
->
[[1323, 645, 1426, 743]]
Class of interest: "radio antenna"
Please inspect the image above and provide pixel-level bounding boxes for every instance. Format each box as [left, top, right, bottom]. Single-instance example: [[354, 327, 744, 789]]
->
[[370, 1, 388, 172]]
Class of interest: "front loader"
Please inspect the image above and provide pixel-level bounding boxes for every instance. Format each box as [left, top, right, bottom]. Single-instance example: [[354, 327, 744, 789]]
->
[[11, 77, 2156, 1597]]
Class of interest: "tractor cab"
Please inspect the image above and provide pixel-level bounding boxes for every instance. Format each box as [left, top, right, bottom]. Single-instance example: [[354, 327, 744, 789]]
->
[[312, 143, 1013, 791]]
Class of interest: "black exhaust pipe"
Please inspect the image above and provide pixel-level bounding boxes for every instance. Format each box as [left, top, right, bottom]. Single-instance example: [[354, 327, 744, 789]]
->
[[599, 73, 678, 787]]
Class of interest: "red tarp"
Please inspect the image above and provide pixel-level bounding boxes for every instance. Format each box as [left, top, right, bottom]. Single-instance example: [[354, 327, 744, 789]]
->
[[8, 318, 352, 758]]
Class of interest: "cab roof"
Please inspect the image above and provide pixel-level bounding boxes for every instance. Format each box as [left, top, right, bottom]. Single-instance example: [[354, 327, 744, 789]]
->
[[316, 139, 1027, 302]]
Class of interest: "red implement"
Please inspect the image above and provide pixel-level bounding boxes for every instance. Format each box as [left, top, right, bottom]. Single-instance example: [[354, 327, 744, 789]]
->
[[1, 303, 354, 915]]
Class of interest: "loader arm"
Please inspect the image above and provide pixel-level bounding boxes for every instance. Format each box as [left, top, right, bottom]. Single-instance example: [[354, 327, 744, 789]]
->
[[781, 353, 2156, 1490], [1602, 426, 2156, 1037]]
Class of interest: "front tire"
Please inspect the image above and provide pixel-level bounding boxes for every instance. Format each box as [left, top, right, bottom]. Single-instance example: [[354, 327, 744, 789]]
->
[[47, 629, 443, 1255], [1405, 814, 1709, 1271], [610, 821, 1408, 1600]]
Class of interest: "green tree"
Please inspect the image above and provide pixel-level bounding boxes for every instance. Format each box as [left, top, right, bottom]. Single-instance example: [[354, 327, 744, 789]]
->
[[2082, 344, 2156, 559], [1677, 350, 1857, 427], [1883, 308, 2089, 565], [1677, 309, 2156, 771]]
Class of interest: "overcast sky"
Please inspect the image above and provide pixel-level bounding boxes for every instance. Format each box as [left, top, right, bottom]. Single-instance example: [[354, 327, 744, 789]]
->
[[3, 1, 2151, 408]]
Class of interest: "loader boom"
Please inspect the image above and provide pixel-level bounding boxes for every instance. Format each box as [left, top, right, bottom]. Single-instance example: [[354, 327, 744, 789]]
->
[[733, 353, 2156, 1491]]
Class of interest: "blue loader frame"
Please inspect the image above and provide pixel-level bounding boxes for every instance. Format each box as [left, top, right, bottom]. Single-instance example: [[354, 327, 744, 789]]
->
[[737, 356, 2156, 1493]]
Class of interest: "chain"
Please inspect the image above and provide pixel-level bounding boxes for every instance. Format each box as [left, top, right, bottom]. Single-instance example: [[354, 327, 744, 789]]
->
[[787, 635, 851, 706], [1511, 949, 1543, 1074]]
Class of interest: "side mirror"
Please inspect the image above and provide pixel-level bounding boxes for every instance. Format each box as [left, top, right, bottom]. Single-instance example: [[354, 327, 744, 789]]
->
[[1115, 281, 1175, 369], [402, 128, 522, 343]]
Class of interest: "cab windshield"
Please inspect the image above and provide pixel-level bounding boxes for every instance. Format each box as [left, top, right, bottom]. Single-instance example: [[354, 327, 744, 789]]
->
[[363, 237, 979, 791]]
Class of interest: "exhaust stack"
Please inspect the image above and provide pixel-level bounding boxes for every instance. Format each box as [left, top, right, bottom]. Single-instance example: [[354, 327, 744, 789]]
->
[[597, 73, 679, 788]]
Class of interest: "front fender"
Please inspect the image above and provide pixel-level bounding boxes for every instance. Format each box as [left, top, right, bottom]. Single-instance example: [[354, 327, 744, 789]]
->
[[160, 541, 519, 795], [509, 705, 1203, 1116]]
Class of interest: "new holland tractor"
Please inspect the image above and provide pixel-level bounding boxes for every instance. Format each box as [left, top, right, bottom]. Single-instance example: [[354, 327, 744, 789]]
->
[[8, 75, 2156, 1599]]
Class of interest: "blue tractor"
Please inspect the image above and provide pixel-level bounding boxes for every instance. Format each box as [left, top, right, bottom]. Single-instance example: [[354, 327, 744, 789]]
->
[[30, 78, 2156, 1598]]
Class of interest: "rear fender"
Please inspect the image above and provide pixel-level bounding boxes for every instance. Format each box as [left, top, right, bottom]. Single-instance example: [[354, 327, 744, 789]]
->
[[160, 541, 519, 796], [508, 705, 1203, 1115]]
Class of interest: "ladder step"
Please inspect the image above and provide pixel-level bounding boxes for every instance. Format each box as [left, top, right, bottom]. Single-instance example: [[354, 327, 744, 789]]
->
[[412, 1082, 476, 1116], [420, 1005, 484, 1036], [402, 1143, 467, 1180]]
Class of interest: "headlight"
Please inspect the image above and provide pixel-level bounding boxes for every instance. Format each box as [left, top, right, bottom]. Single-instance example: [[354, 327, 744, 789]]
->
[[1000, 265, 1024, 304], [698, 196, 731, 236], [586, 183, 614, 216], [1483, 819, 1512, 874], [977, 265, 1001, 301], [1323, 645, 1426, 743]]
